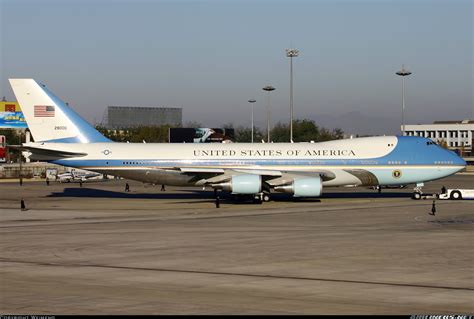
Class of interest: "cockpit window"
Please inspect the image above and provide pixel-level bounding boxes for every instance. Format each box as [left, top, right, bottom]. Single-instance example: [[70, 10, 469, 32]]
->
[[426, 141, 435, 145]]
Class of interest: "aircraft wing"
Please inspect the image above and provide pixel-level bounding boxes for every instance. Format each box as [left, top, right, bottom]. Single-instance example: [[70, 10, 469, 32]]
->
[[177, 167, 376, 188], [176, 167, 336, 187]]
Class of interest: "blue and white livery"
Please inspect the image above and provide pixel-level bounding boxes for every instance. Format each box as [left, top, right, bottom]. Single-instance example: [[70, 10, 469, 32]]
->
[[10, 79, 466, 201]]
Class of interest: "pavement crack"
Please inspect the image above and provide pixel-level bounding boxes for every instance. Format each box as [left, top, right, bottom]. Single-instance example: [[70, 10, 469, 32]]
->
[[1, 258, 472, 292]]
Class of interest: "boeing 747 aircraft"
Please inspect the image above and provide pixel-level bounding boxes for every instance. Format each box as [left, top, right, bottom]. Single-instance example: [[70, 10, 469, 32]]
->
[[9, 79, 466, 202]]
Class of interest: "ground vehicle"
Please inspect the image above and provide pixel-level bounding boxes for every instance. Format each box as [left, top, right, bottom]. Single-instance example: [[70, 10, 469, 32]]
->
[[438, 189, 474, 200]]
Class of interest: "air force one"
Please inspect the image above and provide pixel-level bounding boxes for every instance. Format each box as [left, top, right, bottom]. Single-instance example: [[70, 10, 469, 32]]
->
[[9, 79, 466, 202]]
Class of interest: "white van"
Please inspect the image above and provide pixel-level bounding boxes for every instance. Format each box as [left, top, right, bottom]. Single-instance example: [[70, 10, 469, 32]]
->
[[438, 189, 474, 200]]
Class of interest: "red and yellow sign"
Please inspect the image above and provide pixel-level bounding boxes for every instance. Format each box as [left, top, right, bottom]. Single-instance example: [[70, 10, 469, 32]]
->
[[0, 101, 27, 128], [1, 101, 21, 112]]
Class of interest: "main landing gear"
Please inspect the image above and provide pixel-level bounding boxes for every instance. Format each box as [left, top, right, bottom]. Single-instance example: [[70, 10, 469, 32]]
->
[[214, 190, 271, 204], [253, 192, 271, 204]]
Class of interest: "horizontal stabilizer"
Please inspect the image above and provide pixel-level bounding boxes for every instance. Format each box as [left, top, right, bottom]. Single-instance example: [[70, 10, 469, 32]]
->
[[8, 145, 88, 161]]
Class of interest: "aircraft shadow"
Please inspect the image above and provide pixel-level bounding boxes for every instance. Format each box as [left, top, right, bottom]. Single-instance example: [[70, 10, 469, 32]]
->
[[47, 187, 213, 200], [46, 187, 414, 203], [322, 191, 414, 199]]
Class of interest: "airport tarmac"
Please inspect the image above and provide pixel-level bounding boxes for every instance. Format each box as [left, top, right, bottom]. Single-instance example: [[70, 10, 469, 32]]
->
[[0, 174, 473, 314]]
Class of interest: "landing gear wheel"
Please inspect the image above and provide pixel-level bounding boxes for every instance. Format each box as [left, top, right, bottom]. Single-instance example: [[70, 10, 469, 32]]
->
[[413, 192, 422, 200], [450, 191, 462, 200], [262, 194, 271, 202], [253, 195, 263, 204]]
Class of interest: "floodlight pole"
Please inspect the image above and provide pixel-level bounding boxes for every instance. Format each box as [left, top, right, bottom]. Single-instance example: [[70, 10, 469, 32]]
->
[[286, 48, 299, 142], [18, 130, 23, 186], [396, 65, 412, 135], [248, 99, 256, 143], [262, 85, 276, 143]]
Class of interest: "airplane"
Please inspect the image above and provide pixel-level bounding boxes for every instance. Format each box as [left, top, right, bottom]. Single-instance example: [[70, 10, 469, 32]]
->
[[56, 169, 103, 183], [9, 79, 466, 202]]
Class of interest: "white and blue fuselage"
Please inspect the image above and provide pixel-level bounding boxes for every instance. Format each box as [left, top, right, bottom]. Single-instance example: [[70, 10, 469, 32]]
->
[[10, 78, 466, 199], [25, 135, 465, 188]]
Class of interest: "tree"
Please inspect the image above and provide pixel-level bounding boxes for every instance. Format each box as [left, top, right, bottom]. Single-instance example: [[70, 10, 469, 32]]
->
[[270, 122, 290, 142], [93, 119, 344, 144], [293, 119, 321, 142], [234, 126, 264, 143], [269, 119, 344, 143], [0, 129, 21, 162], [0, 129, 20, 145]]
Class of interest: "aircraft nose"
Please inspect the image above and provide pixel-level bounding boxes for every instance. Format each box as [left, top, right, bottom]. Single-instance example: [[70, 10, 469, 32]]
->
[[456, 155, 467, 167], [450, 150, 466, 167]]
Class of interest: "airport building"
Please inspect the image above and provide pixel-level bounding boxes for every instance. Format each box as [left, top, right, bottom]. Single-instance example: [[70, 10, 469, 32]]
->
[[403, 119, 474, 157], [106, 106, 182, 129]]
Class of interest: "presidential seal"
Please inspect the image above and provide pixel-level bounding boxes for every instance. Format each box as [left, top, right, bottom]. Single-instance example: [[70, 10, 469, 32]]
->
[[392, 170, 402, 178]]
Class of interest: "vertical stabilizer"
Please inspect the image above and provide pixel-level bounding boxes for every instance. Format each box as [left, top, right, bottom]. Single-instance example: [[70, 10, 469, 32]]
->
[[9, 79, 110, 143]]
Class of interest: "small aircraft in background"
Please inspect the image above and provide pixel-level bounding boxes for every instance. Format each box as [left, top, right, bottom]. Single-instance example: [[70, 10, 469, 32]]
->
[[56, 169, 104, 183]]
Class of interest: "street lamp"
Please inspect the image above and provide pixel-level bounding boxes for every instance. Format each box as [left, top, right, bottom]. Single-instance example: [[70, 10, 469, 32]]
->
[[248, 99, 256, 143], [396, 65, 412, 135], [286, 48, 299, 142], [262, 85, 275, 142], [18, 129, 23, 186]]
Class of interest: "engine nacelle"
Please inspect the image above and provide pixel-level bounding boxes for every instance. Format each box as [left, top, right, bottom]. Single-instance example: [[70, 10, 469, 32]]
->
[[274, 177, 322, 197], [213, 174, 262, 194]]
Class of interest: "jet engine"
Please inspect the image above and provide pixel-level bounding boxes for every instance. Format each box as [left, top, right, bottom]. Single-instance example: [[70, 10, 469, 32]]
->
[[212, 174, 262, 194], [274, 176, 322, 197]]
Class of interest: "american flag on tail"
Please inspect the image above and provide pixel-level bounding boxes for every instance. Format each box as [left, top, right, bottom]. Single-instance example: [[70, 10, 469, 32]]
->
[[34, 105, 55, 117]]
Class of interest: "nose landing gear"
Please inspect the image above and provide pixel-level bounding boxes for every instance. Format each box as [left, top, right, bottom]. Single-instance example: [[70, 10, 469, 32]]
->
[[412, 183, 424, 200]]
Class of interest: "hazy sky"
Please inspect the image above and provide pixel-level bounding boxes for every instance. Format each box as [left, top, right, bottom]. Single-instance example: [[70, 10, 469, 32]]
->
[[1, 0, 472, 135]]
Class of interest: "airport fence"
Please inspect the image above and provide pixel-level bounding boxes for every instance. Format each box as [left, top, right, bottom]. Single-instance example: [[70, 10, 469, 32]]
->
[[0, 162, 68, 179]]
